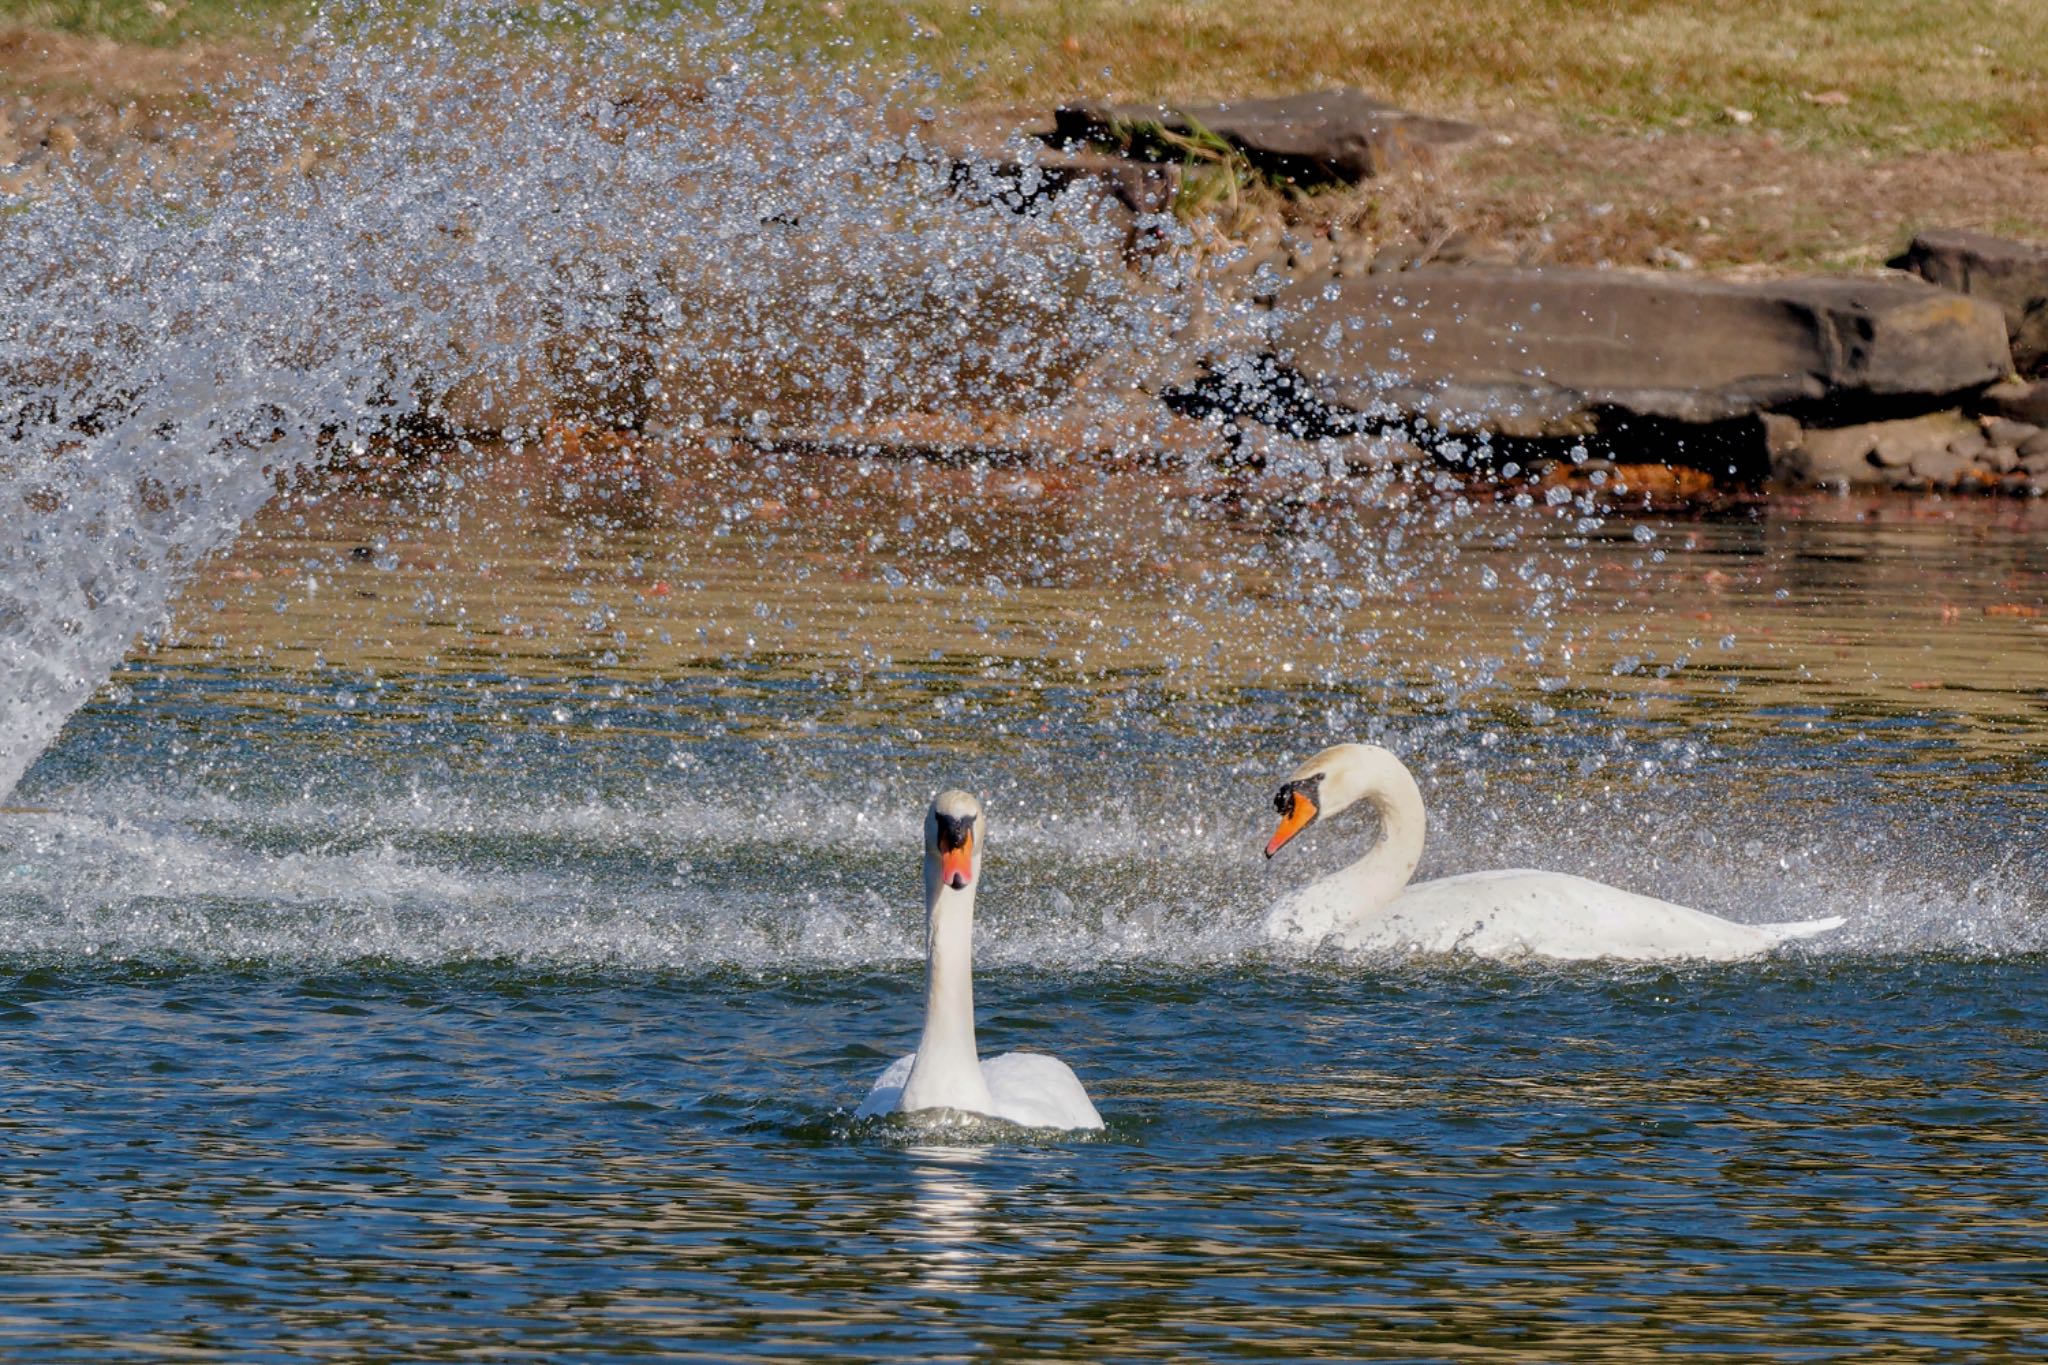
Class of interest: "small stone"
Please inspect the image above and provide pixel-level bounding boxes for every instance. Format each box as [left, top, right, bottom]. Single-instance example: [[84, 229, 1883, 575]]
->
[[1607, 464, 1717, 502], [1868, 411, 1977, 471], [2020, 430, 2048, 459], [1946, 428, 1992, 461], [1762, 412, 1802, 449], [1800, 424, 1878, 484], [1331, 238, 1375, 278], [1052, 88, 1485, 186], [1981, 380, 2048, 425], [1909, 444, 1975, 484], [1984, 416, 2042, 447], [1724, 107, 1756, 126], [1979, 443, 2020, 474]]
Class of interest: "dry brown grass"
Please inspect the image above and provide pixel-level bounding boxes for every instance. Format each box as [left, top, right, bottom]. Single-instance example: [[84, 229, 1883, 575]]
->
[[0, 23, 249, 107], [1289, 127, 2048, 272], [792, 0, 2048, 153], [6, 0, 2046, 152], [5, 0, 2043, 279]]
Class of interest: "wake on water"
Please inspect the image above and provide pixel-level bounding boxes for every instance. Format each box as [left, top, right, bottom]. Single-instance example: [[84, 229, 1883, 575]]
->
[[0, 764, 2038, 970]]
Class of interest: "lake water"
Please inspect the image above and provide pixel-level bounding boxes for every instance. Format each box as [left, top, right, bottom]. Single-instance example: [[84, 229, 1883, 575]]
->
[[1, 447, 2044, 1357]]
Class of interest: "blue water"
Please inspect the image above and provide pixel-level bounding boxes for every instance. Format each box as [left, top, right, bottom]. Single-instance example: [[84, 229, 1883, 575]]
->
[[4, 957, 2046, 1358], [2, 628, 2044, 1357]]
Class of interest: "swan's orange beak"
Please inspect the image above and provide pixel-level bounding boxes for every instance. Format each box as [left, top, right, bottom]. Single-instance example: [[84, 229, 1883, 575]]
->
[[939, 833, 974, 890], [1265, 791, 1317, 859]]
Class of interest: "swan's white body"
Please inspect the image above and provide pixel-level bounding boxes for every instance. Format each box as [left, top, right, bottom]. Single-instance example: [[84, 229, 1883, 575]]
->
[[856, 791, 1102, 1131], [1263, 745, 1844, 963]]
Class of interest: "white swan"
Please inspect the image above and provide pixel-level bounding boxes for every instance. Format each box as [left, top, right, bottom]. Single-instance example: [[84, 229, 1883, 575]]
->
[[855, 790, 1103, 1131], [1262, 744, 1845, 962]]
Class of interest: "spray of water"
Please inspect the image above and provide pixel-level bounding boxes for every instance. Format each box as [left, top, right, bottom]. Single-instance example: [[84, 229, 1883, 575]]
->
[[0, 0, 1242, 803], [14, 0, 2008, 975]]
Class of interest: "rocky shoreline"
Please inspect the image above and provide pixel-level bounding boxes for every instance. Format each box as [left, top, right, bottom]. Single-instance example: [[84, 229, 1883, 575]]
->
[[8, 69, 2047, 502], [1008, 91, 2048, 499]]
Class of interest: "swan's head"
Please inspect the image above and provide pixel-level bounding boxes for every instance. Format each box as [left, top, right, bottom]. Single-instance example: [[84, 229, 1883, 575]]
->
[[926, 790, 984, 893], [1264, 743, 1399, 859]]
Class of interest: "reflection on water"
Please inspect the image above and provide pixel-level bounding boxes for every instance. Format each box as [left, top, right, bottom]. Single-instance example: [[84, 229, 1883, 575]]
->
[[1, 964, 2046, 1358], [156, 443, 2048, 768], [904, 1146, 992, 1288]]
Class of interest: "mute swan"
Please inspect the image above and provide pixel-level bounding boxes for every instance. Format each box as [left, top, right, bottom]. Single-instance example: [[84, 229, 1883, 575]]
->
[[1262, 744, 1844, 962], [855, 791, 1103, 1130]]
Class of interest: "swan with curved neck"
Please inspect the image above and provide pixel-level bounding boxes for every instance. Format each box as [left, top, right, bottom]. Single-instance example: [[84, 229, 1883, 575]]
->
[[1262, 744, 1844, 961], [855, 791, 1103, 1130]]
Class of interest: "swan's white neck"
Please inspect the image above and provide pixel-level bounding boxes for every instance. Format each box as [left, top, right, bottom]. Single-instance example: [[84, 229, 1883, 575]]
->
[[1268, 748, 1428, 943], [899, 877, 995, 1115]]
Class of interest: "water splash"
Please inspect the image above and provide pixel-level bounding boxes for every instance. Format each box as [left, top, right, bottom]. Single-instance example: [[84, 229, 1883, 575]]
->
[[0, 0, 1803, 980], [1, 751, 2037, 971], [0, 0, 1223, 803]]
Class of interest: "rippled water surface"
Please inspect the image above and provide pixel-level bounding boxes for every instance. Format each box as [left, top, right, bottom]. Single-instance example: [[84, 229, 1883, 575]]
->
[[1, 455, 2044, 1357]]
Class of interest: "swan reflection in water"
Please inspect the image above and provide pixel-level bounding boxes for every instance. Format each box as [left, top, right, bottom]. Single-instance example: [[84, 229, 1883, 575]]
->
[[903, 1145, 992, 1287]]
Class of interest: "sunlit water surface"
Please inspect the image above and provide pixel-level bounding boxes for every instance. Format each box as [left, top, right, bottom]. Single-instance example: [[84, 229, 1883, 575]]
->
[[1, 458, 2044, 1357]]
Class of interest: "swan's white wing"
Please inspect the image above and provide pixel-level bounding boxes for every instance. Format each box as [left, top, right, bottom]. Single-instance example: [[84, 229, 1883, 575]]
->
[[853, 1052, 917, 1119], [1344, 870, 1834, 963], [1757, 915, 1847, 943], [981, 1052, 1103, 1131]]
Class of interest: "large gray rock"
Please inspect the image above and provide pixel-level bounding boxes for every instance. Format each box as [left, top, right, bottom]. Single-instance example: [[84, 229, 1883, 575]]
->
[[1272, 266, 2015, 438], [1890, 229, 2048, 374], [1053, 88, 1483, 186]]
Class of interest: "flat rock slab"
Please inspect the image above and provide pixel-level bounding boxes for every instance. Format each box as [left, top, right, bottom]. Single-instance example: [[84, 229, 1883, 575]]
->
[[1273, 266, 2014, 437], [1053, 88, 1484, 186], [1891, 228, 2048, 375]]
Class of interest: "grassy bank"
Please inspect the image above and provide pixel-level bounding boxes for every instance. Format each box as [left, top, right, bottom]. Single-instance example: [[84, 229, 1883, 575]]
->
[[4, 0, 2045, 153], [797, 0, 2048, 153], [3, 0, 2043, 273]]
